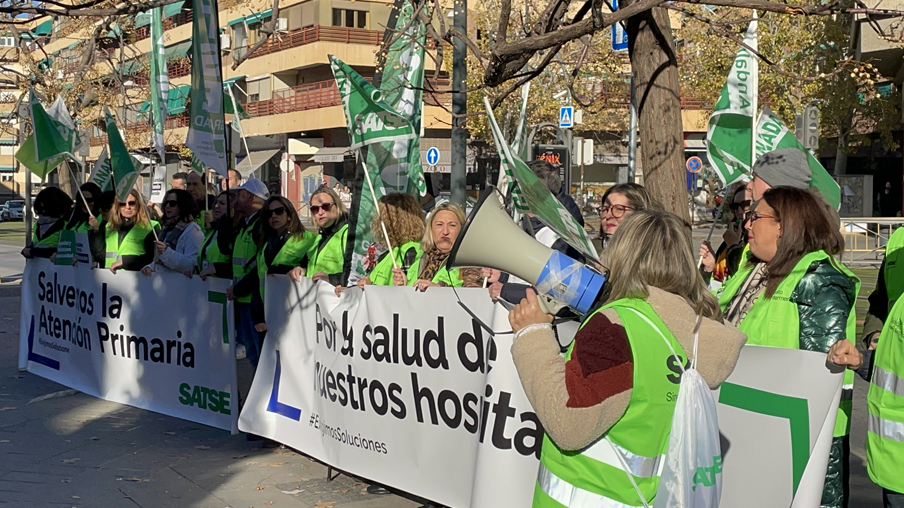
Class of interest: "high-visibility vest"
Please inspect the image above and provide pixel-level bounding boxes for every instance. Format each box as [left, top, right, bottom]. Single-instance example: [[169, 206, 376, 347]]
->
[[883, 227, 904, 312], [405, 255, 463, 287], [103, 221, 158, 268], [535, 298, 691, 508], [232, 213, 262, 304], [718, 250, 860, 437], [307, 223, 348, 276], [198, 229, 231, 276], [256, 232, 316, 299], [195, 210, 209, 234], [866, 294, 904, 493], [367, 241, 422, 286], [33, 221, 63, 248]]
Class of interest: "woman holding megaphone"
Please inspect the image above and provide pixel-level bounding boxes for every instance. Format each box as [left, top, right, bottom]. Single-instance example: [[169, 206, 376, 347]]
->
[[508, 210, 746, 508]]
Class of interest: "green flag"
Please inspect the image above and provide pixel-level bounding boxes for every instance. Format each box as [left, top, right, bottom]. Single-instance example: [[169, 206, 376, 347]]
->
[[706, 16, 758, 186], [330, 55, 415, 149], [755, 106, 841, 209], [497, 82, 530, 212], [46, 95, 83, 165], [27, 88, 73, 165], [484, 97, 598, 261], [150, 6, 170, 164], [104, 107, 140, 202], [186, 0, 227, 177], [88, 146, 113, 192]]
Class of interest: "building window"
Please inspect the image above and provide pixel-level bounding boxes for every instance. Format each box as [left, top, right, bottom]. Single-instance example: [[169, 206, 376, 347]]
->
[[0, 174, 12, 182], [332, 9, 366, 28], [249, 93, 260, 102], [0, 37, 15, 47]]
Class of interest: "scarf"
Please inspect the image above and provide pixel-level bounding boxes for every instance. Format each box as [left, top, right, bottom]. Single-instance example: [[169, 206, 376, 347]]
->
[[724, 262, 768, 326], [162, 220, 189, 250], [418, 248, 450, 283]]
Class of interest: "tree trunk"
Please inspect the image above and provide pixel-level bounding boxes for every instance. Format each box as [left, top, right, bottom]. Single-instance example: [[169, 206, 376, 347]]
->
[[624, 4, 689, 223]]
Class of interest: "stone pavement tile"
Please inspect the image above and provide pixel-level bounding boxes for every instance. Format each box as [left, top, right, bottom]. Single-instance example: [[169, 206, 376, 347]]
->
[[337, 497, 422, 508]]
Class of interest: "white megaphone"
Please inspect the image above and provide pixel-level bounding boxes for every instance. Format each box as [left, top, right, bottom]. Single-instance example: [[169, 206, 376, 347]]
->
[[447, 187, 607, 315]]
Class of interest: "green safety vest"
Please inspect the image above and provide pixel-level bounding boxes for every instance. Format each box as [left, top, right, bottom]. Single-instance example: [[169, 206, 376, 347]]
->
[[256, 232, 316, 298], [103, 221, 158, 268], [232, 213, 262, 303], [367, 241, 422, 286], [65, 218, 94, 233], [307, 223, 348, 276], [198, 230, 231, 275], [883, 227, 904, 312], [405, 256, 463, 287], [718, 250, 860, 437], [195, 210, 209, 234], [535, 298, 691, 508], [866, 294, 904, 493], [33, 222, 62, 248]]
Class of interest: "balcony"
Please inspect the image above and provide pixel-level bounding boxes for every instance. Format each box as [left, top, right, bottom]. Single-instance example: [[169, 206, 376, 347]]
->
[[133, 10, 194, 42], [593, 83, 712, 110], [245, 78, 450, 118], [238, 25, 384, 61]]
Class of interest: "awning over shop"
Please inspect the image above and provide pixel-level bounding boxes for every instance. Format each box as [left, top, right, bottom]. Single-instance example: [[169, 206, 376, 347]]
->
[[165, 40, 192, 59], [166, 84, 191, 114], [312, 147, 351, 163], [0, 165, 15, 173], [228, 9, 272, 26], [31, 19, 53, 37], [236, 148, 281, 175]]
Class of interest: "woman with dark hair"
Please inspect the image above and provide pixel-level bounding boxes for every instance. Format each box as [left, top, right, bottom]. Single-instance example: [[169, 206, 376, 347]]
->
[[197, 190, 241, 279], [598, 182, 658, 247], [357, 192, 425, 287], [21, 186, 73, 259], [718, 186, 859, 508], [140, 189, 203, 275], [291, 185, 349, 285], [233, 196, 314, 335], [105, 188, 159, 272], [65, 182, 105, 266]]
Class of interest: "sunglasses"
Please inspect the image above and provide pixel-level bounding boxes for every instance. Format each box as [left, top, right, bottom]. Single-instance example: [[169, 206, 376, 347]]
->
[[311, 202, 334, 214], [124, 200, 138, 207], [164, 200, 179, 207], [266, 207, 286, 217]]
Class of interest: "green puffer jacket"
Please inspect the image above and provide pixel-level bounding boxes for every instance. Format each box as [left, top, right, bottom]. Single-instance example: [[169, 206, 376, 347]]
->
[[787, 258, 857, 508]]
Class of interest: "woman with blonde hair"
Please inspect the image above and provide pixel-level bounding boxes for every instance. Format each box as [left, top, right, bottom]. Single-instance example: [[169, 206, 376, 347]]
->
[[105, 188, 160, 272], [391, 201, 482, 290], [358, 193, 425, 287], [508, 210, 746, 507], [292, 185, 349, 285]]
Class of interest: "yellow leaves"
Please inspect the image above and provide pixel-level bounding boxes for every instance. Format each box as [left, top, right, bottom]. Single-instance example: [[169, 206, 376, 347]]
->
[[314, 502, 336, 508]]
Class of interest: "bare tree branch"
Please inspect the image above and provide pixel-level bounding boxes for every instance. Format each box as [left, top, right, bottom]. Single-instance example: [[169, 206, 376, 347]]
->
[[0, 0, 185, 19], [231, 0, 281, 70]]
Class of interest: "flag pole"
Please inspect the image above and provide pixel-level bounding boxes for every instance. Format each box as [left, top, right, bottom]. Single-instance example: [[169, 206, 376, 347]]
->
[[750, 10, 759, 178], [359, 149, 398, 270], [66, 161, 94, 220]]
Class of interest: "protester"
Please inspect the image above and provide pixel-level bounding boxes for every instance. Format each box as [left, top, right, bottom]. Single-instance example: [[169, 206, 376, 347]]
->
[[391, 201, 481, 290], [197, 191, 240, 279], [291, 185, 348, 285], [508, 210, 746, 507], [244, 197, 316, 333], [105, 188, 159, 272], [717, 186, 858, 508], [186, 171, 215, 230], [357, 193, 425, 287], [226, 179, 269, 365], [140, 189, 204, 275], [227, 169, 242, 190], [171, 172, 188, 190], [699, 184, 750, 283], [598, 182, 658, 247], [64, 182, 105, 265], [340, 185, 352, 210], [21, 186, 73, 259]]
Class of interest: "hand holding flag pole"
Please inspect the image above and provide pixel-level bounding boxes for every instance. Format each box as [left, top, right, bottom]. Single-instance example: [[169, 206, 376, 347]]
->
[[360, 152, 398, 270]]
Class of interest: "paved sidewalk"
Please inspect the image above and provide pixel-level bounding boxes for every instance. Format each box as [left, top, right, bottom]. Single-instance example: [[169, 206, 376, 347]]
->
[[0, 284, 426, 508]]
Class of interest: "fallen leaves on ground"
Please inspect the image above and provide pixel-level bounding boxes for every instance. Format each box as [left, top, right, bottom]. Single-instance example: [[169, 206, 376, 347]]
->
[[255, 486, 265, 491], [314, 502, 336, 508], [258, 462, 285, 467]]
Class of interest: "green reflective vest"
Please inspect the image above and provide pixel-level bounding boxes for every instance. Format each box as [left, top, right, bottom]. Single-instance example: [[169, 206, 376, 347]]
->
[[198, 230, 231, 275], [535, 298, 692, 508], [367, 241, 422, 286], [195, 210, 209, 234], [32, 221, 62, 248], [866, 294, 904, 493], [405, 256, 463, 287], [718, 250, 859, 437], [883, 227, 904, 312], [256, 232, 316, 299], [103, 220, 158, 268], [307, 223, 348, 277], [232, 213, 262, 304]]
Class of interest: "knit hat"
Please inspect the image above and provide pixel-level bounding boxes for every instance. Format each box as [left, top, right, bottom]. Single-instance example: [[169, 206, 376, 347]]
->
[[751, 148, 811, 189], [236, 178, 270, 201]]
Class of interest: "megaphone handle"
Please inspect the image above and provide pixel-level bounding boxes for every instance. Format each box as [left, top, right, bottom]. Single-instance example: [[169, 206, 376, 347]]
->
[[537, 294, 567, 315]]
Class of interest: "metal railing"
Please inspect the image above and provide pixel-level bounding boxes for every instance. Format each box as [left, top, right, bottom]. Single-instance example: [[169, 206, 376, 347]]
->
[[240, 25, 384, 60], [841, 217, 904, 265]]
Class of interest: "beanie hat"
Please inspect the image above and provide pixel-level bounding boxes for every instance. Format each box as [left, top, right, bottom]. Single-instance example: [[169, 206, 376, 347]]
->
[[751, 148, 811, 189]]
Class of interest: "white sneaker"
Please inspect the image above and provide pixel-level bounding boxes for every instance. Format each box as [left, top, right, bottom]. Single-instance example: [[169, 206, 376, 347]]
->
[[236, 344, 247, 360]]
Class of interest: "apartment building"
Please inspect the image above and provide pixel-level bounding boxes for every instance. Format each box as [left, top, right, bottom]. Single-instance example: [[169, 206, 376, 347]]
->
[[17, 0, 451, 207]]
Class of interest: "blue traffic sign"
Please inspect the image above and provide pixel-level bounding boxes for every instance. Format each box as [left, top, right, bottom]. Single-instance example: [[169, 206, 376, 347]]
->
[[426, 147, 440, 166], [611, 0, 628, 51], [559, 107, 574, 129], [686, 156, 703, 173]]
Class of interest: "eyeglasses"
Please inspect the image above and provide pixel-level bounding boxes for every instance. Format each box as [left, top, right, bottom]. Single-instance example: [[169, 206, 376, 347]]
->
[[600, 204, 634, 218], [164, 200, 179, 207], [311, 202, 334, 214], [748, 212, 777, 224], [265, 206, 286, 217], [124, 200, 138, 207]]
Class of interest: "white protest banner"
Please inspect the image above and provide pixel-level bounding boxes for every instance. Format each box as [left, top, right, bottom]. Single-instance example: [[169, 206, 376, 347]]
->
[[240, 279, 844, 508], [150, 165, 168, 204], [19, 259, 238, 432]]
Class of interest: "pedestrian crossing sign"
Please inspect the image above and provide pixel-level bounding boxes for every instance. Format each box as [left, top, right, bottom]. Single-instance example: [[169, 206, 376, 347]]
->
[[559, 107, 574, 129]]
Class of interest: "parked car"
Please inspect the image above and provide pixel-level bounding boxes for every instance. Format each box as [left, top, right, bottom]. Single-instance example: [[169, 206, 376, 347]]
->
[[0, 200, 25, 221]]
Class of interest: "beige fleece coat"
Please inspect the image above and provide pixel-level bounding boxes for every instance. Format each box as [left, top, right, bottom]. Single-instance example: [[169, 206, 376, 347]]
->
[[511, 286, 747, 451]]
